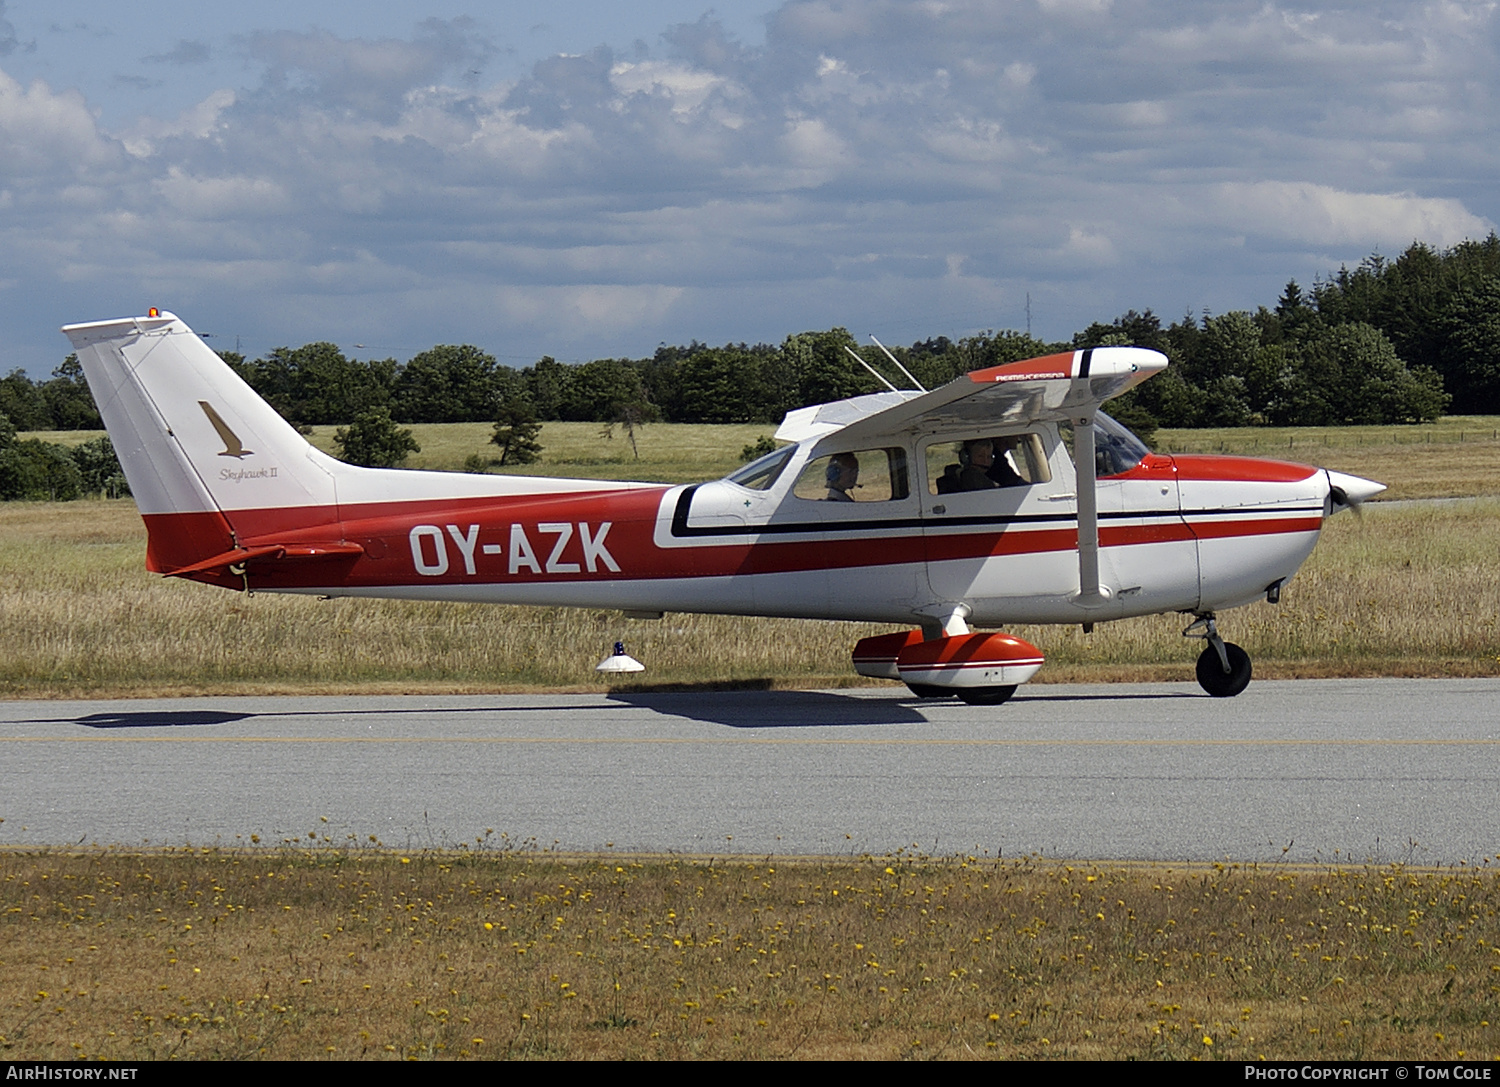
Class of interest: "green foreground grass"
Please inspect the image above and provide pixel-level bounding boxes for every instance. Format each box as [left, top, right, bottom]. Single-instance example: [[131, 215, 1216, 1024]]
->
[[3, 849, 1497, 1061]]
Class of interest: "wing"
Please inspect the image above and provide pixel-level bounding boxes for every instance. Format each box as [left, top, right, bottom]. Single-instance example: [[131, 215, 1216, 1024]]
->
[[775, 346, 1167, 444]]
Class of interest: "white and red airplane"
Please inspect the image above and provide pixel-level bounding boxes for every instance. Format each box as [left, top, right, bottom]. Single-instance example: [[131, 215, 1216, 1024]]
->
[[63, 310, 1383, 704]]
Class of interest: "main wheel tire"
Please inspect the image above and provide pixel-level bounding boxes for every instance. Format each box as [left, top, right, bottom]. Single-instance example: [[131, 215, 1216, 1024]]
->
[[906, 683, 949, 699], [1196, 642, 1252, 698], [955, 685, 1017, 706]]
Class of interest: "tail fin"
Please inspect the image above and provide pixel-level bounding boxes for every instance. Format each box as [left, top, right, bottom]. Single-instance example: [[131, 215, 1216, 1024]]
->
[[63, 311, 344, 573]]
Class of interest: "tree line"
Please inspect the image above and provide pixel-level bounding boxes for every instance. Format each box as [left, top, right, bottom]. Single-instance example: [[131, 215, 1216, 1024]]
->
[[3, 235, 1498, 493]]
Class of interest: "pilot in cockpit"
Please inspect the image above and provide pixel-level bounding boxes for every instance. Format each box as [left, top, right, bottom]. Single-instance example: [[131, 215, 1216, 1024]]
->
[[825, 453, 860, 501], [937, 438, 1029, 493], [956, 440, 998, 491]]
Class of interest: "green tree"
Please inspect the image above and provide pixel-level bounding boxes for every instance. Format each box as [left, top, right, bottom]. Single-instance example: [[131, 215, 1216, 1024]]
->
[[394, 345, 508, 423], [491, 398, 543, 465], [333, 408, 420, 467], [673, 348, 782, 423], [599, 398, 659, 459], [1433, 276, 1500, 413], [0, 369, 51, 431], [242, 344, 394, 427], [523, 356, 572, 421], [70, 436, 130, 498], [1270, 323, 1446, 425], [41, 355, 101, 430], [0, 439, 84, 500], [559, 359, 649, 422], [740, 435, 778, 461], [783, 328, 864, 408]]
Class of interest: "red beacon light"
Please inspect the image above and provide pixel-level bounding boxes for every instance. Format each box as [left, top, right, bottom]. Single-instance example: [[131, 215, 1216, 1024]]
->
[[147, 307, 160, 318]]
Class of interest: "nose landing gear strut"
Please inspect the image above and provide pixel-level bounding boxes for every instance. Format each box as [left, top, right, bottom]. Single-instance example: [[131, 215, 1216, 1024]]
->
[[1184, 614, 1252, 698]]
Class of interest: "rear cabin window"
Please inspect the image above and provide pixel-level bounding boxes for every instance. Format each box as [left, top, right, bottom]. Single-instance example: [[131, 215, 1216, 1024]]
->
[[926, 433, 1052, 495], [792, 448, 910, 503]]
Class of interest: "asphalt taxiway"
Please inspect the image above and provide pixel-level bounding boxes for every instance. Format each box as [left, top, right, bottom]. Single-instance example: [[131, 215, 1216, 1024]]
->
[[2, 679, 1497, 863]]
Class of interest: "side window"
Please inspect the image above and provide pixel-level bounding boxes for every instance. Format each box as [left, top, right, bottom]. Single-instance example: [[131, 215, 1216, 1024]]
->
[[926, 433, 1052, 495], [793, 448, 910, 502]]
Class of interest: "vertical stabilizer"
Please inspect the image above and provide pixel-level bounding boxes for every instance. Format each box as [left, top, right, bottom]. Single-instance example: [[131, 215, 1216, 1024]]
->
[[62, 312, 342, 572]]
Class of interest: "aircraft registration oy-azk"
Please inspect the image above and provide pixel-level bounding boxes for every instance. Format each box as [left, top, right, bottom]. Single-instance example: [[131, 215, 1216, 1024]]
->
[[63, 311, 1384, 704]]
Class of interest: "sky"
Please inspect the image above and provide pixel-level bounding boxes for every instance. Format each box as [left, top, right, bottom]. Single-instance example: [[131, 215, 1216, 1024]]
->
[[2, 0, 1496, 375]]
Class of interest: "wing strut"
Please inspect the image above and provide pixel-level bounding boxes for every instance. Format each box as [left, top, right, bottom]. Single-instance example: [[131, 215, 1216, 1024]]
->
[[1070, 409, 1111, 610]]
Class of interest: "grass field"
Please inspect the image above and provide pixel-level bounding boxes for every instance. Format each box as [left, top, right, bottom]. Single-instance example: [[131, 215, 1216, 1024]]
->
[[0, 494, 1496, 699], [3, 849, 1497, 1061], [32, 416, 1500, 497]]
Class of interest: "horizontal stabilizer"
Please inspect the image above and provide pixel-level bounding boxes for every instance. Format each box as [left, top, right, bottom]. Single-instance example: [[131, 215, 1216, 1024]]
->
[[168, 542, 366, 578]]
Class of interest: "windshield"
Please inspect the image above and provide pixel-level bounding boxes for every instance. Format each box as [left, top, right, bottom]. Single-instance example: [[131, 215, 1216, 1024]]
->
[[1060, 412, 1151, 477], [1094, 412, 1151, 475], [726, 445, 794, 491]]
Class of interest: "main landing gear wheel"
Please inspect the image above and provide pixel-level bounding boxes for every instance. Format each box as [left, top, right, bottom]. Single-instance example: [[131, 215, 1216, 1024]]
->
[[1196, 642, 1252, 698], [905, 683, 948, 699], [956, 685, 1017, 706]]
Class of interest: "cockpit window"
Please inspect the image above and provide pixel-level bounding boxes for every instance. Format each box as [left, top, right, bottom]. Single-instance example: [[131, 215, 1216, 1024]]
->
[[792, 448, 910, 502], [926, 432, 1052, 495], [1059, 412, 1151, 477], [727, 445, 793, 491]]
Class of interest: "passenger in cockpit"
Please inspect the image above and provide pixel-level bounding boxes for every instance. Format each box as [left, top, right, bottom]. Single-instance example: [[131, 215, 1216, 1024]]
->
[[986, 436, 1028, 487]]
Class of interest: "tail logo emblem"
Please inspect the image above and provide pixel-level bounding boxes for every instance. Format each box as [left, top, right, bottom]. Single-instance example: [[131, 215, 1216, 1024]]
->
[[198, 401, 254, 459]]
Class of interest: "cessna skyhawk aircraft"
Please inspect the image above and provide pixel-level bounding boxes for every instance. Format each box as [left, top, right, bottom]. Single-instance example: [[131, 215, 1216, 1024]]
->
[[63, 311, 1384, 704]]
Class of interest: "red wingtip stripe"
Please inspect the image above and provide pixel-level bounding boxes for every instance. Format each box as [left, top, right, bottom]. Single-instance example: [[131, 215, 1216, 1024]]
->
[[967, 352, 1077, 385]]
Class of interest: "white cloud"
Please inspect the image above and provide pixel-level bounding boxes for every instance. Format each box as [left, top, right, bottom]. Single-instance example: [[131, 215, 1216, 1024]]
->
[[1056, 226, 1118, 268], [495, 283, 684, 330], [1036, 0, 1113, 15], [1214, 181, 1493, 249], [152, 166, 291, 218], [610, 59, 736, 112], [0, 69, 115, 177], [121, 88, 235, 156]]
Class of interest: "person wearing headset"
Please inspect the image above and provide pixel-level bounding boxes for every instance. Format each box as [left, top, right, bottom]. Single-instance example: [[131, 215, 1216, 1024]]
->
[[825, 452, 860, 500]]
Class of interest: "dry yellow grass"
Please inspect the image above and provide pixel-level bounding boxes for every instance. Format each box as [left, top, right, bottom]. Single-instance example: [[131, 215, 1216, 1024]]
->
[[1, 495, 1496, 698], [3, 849, 1497, 1061]]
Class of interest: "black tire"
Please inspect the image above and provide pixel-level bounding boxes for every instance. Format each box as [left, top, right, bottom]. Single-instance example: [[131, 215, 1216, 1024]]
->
[[1196, 642, 1252, 698], [956, 685, 1017, 706], [906, 683, 950, 699]]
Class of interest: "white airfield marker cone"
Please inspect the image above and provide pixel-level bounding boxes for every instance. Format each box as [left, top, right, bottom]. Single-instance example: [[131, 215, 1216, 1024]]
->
[[596, 641, 645, 673]]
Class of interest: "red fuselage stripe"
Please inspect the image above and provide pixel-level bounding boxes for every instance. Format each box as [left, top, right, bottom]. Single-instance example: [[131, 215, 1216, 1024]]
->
[[143, 491, 1324, 589]]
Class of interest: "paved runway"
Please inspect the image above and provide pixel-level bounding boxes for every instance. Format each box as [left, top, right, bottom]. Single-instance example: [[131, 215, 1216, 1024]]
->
[[2, 679, 1498, 863]]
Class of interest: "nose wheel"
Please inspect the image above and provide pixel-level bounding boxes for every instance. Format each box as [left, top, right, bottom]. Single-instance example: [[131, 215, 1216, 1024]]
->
[[956, 685, 1017, 706], [1184, 615, 1252, 698]]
